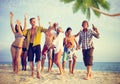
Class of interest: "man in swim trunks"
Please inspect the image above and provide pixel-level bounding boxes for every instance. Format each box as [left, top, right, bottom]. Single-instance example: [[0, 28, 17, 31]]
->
[[23, 17, 54, 79], [64, 27, 79, 74], [41, 22, 56, 72]]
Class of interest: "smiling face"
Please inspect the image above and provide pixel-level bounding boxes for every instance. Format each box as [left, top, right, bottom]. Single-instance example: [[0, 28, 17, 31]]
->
[[82, 21, 89, 29], [67, 29, 72, 36], [30, 18, 36, 27], [66, 27, 72, 36]]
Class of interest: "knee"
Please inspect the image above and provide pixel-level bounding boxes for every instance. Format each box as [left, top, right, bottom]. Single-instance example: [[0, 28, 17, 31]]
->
[[54, 60, 59, 65]]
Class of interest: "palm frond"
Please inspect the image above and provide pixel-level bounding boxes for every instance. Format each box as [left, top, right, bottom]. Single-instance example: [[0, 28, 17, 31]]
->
[[60, 0, 75, 3], [72, 0, 83, 13], [91, 0, 101, 17], [86, 8, 91, 19], [97, 0, 110, 10]]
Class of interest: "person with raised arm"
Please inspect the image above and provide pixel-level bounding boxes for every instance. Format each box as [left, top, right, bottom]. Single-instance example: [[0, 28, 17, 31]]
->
[[41, 22, 56, 72], [23, 16, 54, 79], [78, 20, 100, 80], [10, 12, 26, 73], [21, 14, 27, 71]]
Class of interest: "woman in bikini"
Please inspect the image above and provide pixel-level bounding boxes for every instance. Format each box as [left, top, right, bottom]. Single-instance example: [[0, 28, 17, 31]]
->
[[10, 12, 26, 73]]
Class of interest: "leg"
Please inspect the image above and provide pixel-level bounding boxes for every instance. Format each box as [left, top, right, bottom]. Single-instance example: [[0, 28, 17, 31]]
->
[[34, 45, 41, 79], [62, 61, 66, 72], [28, 43, 34, 76], [48, 59, 52, 72], [17, 48, 22, 73], [41, 45, 48, 72], [29, 61, 34, 76], [62, 51, 67, 72], [21, 52, 24, 70], [24, 51, 27, 71], [69, 60, 72, 73], [72, 56, 76, 74], [36, 61, 41, 79], [47, 49, 53, 72], [54, 50, 63, 75], [11, 46, 16, 72], [85, 66, 92, 80], [41, 58, 45, 72], [85, 48, 94, 79], [83, 48, 94, 80]]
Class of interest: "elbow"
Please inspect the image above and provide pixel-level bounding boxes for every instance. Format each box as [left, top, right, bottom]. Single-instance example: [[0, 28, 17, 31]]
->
[[96, 34, 100, 39]]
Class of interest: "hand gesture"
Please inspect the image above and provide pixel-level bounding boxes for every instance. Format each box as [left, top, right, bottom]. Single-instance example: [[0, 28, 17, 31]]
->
[[37, 16, 40, 21], [24, 13, 27, 21], [76, 45, 80, 50], [10, 12, 13, 18], [49, 22, 52, 26], [92, 24, 97, 31]]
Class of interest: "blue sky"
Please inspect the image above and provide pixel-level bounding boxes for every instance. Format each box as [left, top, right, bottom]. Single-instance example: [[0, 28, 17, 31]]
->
[[0, 0, 120, 62]]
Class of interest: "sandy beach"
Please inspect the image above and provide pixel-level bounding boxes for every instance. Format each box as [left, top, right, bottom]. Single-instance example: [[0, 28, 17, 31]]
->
[[0, 64, 120, 84]]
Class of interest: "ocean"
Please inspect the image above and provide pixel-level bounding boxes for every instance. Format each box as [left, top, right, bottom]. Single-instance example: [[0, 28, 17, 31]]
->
[[0, 62, 120, 73]]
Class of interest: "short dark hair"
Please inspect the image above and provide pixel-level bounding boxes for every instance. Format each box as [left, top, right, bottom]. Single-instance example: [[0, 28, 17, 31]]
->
[[29, 18, 35, 22], [82, 20, 89, 27], [66, 27, 72, 32], [15, 25, 22, 33]]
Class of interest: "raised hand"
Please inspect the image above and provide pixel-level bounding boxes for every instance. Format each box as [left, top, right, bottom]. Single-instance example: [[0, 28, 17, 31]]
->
[[49, 22, 52, 26], [24, 13, 27, 21], [37, 16, 40, 21], [92, 24, 97, 31], [37, 16, 40, 26], [10, 12, 13, 18], [16, 20, 21, 26]]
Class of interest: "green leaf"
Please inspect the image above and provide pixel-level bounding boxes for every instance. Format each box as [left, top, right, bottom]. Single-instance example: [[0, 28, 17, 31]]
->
[[73, 0, 82, 13], [60, 0, 75, 3], [86, 8, 91, 20], [97, 0, 110, 10]]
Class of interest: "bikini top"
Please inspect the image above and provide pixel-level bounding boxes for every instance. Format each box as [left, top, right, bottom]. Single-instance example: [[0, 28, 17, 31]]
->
[[15, 33, 24, 39]]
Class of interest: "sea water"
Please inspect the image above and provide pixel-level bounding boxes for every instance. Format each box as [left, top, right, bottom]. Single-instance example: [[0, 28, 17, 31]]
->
[[0, 62, 119, 73]]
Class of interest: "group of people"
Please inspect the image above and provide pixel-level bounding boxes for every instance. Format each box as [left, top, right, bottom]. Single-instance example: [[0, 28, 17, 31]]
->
[[10, 12, 100, 80]]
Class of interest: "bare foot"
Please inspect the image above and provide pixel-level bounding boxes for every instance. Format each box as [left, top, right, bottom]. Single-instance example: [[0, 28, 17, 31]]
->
[[37, 72, 41, 79], [41, 68, 44, 72], [31, 71, 34, 77], [84, 76, 90, 80], [89, 73, 93, 79], [57, 72, 63, 75], [47, 68, 51, 72]]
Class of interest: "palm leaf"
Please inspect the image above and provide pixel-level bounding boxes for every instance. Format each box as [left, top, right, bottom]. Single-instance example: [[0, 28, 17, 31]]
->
[[86, 8, 91, 19], [97, 0, 110, 10], [60, 0, 75, 3], [91, 0, 101, 17], [73, 0, 82, 13]]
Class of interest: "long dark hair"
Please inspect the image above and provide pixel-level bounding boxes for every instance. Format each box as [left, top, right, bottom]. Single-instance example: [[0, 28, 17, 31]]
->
[[15, 25, 22, 33]]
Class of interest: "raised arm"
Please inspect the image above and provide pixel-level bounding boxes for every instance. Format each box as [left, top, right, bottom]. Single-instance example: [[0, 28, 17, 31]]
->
[[74, 31, 80, 37], [23, 14, 27, 31], [16, 20, 23, 35], [92, 24, 100, 38], [37, 16, 40, 26], [10, 12, 16, 33]]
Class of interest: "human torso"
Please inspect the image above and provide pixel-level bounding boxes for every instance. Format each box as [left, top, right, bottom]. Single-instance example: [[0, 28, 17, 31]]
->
[[12, 33, 24, 47], [53, 32, 65, 52], [30, 28, 36, 43], [65, 35, 75, 49], [45, 32, 55, 48], [80, 29, 93, 49], [22, 38, 27, 48]]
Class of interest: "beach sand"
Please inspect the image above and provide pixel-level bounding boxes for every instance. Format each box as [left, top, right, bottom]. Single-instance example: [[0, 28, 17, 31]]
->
[[0, 65, 120, 84]]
